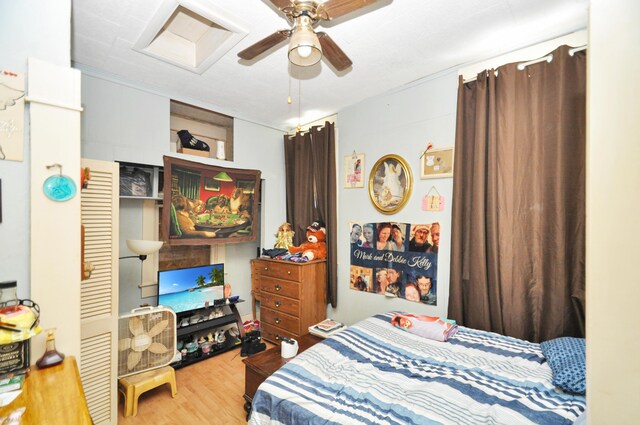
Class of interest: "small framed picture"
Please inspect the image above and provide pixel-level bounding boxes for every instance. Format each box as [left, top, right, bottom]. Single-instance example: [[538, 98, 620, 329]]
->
[[420, 147, 455, 179], [344, 153, 365, 188], [368, 154, 413, 214]]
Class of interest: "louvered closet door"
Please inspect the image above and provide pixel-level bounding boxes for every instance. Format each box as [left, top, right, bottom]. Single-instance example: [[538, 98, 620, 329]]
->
[[80, 158, 119, 425]]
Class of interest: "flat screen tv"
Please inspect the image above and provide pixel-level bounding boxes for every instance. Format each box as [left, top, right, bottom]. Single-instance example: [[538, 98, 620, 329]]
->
[[157, 263, 224, 314]]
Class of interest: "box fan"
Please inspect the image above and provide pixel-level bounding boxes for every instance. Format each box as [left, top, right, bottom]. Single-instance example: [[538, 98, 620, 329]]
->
[[118, 306, 176, 378]]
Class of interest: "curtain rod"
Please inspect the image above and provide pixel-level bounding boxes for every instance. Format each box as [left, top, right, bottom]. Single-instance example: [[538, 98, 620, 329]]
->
[[463, 44, 587, 83]]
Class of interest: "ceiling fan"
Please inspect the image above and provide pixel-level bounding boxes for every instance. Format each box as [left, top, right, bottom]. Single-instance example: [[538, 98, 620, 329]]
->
[[238, 0, 378, 71]]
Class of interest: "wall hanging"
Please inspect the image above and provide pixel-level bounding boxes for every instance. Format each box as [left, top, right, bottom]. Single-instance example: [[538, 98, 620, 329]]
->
[[0, 68, 25, 162], [368, 154, 412, 214], [43, 164, 76, 202], [344, 152, 364, 188], [422, 186, 445, 211], [162, 156, 261, 245], [420, 147, 455, 179], [349, 221, 440, 305]]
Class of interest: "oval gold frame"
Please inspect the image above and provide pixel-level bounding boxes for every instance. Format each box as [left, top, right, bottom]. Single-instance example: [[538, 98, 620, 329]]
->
[[368, 154, 413, 214]]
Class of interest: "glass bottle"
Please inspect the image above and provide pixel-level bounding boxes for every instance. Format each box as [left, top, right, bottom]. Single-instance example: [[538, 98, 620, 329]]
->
[[36, 329, 65, 368]]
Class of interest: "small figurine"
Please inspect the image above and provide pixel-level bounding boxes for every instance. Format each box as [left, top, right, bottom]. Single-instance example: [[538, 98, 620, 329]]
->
[[274, 222, 295, 250], [198, 335, 206, 344], [207, 332, 214, 342], [224, 282, 232, 298]]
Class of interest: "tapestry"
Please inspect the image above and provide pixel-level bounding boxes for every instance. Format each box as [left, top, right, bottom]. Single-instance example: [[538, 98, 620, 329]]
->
[[349, 221, 440, 305]]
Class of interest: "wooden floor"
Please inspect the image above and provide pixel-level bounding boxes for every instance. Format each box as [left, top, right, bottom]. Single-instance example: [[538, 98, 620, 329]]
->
[[118, 344, 263, 425]]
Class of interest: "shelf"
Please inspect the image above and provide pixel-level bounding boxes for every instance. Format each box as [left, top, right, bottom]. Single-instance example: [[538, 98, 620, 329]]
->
[[176, 314, 237, 337], [171, 300, 246, 370], [172, 338, 241, 370], [117, 161, 164, 199]]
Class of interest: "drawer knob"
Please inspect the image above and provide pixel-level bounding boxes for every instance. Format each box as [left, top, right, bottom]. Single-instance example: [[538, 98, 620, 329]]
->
[[275, 318, 281, 324], [275, 334, 280, 340], [275, 284, 282, 291], [275, 301, 281, 308], [264, 267, 268, 271], [287, 271, 291, 275]]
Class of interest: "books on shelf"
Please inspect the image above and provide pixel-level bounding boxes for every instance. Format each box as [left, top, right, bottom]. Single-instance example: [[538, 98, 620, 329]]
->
[[309, 319, 346, 339]]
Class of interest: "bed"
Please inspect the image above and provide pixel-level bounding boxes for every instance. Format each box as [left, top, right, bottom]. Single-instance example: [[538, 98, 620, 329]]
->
[[249, 313, 586, 425]]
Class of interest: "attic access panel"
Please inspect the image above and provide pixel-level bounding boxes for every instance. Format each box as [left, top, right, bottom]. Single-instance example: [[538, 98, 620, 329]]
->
[[133, 0, 248, 74]]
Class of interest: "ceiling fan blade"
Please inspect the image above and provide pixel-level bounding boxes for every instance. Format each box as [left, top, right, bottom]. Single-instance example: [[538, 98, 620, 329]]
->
[[238, 30, 290, 60], [317, 0, 378, 20], [317, 32, 352, 71], [269, 0, 293, 10]]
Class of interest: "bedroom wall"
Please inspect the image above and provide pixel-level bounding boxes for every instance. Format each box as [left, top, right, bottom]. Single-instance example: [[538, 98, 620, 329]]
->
[[0, 0, 71, 299], [587, 0, 640, 422], [80, 73, 286, 317], [329, 71, 458, 324]]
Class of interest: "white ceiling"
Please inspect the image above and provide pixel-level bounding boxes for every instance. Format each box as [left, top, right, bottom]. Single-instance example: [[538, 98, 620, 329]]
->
[[71, 0, 589, 131]]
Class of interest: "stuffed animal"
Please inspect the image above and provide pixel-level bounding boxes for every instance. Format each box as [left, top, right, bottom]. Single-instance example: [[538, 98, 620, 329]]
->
[[289, 221, 327, 261]]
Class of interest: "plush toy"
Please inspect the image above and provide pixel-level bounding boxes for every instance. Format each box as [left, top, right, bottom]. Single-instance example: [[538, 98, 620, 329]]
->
[[289, 221, 327, 261]]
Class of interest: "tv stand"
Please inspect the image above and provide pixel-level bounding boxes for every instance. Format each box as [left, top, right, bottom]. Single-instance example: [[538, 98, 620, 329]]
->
[[171, 300, 245, 369]]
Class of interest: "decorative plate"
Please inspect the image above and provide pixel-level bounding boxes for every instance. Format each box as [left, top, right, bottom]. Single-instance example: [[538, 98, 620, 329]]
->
[[43, 175, 77, 201]]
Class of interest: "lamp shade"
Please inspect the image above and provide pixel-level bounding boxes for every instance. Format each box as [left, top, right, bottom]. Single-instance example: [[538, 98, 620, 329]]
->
[[126, 239, 163, 256], [213, 171, 233, 182], [288, 16, 322, 67]]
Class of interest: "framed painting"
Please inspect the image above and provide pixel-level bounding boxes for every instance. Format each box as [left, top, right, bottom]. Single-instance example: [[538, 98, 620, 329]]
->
[[368, 154, 412, 214], [162, 156, 261, 245], [344, 153, 365, 188], [420, 147, 454, 179]]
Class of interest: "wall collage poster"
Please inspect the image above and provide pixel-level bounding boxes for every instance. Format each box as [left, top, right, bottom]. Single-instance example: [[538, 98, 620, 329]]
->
[[349, 221, 440, 305]]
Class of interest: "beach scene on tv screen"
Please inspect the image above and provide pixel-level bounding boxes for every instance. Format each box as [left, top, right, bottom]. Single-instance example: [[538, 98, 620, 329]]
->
[[158, 264, 224, 313]]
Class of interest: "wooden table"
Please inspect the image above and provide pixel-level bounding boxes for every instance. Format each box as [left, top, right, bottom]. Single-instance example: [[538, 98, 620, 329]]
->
[[243, 333, 322, 418], [0, 356, 92, 424]]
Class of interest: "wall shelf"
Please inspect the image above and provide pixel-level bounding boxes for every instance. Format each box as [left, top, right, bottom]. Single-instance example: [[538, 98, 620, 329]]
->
[[117, 161, 163, 200]]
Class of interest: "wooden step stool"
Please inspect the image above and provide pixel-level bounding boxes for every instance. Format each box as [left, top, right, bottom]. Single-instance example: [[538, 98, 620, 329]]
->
[[118, 366, 177, 417]]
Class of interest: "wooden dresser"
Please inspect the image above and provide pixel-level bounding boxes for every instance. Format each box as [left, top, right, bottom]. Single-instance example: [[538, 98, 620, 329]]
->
[[251, 258, 326, 344]]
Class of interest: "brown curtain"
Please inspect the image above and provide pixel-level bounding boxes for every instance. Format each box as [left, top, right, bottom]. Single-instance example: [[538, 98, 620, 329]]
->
[[448, 45, 586, 342], [284, 122, 338, 308]]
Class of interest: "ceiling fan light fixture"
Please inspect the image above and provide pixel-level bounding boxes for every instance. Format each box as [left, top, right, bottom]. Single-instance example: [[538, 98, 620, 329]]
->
[[288, 16, 322, 67]]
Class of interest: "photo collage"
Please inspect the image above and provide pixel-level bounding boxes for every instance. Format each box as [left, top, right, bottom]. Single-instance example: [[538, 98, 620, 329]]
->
[[349, 221, 440, 305]]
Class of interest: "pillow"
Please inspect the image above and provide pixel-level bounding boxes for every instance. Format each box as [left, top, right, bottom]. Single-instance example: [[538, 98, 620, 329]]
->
[[540, 337, 586, 395]]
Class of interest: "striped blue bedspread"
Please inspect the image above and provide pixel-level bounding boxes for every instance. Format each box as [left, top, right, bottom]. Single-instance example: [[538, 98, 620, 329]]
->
[[249, 313, 585, 425]]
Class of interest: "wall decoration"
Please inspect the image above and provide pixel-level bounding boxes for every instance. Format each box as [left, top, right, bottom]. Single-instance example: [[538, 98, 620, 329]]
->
[[0, 69, 25, 162], [422, 186, 445, 211], [162, 156, 261, 245], [43, 164, 77, 202], [368, 154, 412, 214], [349, 221, 440, 305], [420, 147, 454, 179], [344, 152, 365, 188]]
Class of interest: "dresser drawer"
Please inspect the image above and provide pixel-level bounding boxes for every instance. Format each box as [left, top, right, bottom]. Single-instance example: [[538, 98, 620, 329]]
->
[[260, 276, 300, 299], [260, 292, 299, 317], [261, 307, 300, 334], [257, 261, 301, 281], [262, 323, 297, 344]]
